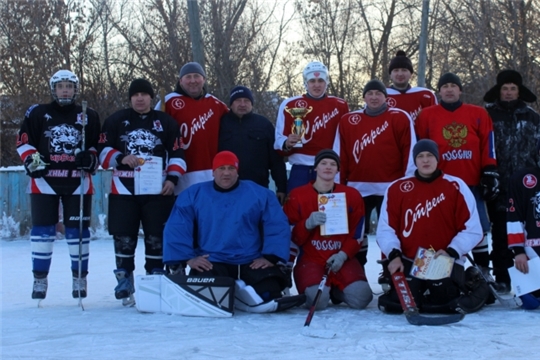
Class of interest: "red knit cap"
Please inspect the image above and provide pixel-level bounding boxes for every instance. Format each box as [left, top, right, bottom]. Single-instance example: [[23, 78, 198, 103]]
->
[[212, 151, 239, 171]]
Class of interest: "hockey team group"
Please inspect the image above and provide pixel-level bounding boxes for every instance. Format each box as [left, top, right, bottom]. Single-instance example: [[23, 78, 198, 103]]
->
[[16, 50, 540, 317]]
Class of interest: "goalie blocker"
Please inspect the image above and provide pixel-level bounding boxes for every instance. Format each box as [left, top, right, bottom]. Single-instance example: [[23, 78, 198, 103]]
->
[[136, 274, 304, 317]]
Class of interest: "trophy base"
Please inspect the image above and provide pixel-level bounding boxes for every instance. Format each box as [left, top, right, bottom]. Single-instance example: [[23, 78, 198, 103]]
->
[[293, 143, 303, 148]]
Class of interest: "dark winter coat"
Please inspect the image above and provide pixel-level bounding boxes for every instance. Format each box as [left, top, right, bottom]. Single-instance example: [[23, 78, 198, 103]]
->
[[486, 99, 540, 210], [218, 111, 287, 193]]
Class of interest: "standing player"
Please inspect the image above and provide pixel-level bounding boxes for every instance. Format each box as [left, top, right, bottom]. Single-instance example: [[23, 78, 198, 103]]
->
[[283, 149, 373, 310], [99, 78, 186, 305], [334, 79, 416, 266], [274, 61, 349, 194], [17, 70, 101, 300], [386, 51, 437, 123], [416, 72, 498, 274], [156, 62, 228, 194]]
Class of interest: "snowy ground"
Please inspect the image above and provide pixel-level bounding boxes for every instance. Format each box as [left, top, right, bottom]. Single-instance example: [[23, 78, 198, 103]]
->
[[1, 236, 539, 360]]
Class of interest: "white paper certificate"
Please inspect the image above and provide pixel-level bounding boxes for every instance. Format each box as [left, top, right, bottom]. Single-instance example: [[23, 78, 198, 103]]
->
[[410, 247, 454, 280], [134, 156, 163, 195], [318, 192, 348, 236], [509, 256, 540, 296]]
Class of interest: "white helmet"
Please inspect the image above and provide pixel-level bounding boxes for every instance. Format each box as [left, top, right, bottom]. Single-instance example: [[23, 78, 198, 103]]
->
[[50, 70, 79, 106], [303, 61, 328, 96]]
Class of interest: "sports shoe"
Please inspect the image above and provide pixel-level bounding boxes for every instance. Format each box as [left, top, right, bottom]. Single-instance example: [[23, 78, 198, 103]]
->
[[377, 259, 391, 293], [114, 269, 135, 304], [32, 276, 48, 300], [72, 276, 88, 298]]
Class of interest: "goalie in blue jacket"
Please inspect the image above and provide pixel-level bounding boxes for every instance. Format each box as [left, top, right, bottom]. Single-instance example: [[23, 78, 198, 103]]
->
[[163, 151, 305, 313]]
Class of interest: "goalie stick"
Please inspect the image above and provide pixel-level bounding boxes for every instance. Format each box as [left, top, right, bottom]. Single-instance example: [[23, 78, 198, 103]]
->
[[391, 272, 465, 326], [465, 254, 522, 308]]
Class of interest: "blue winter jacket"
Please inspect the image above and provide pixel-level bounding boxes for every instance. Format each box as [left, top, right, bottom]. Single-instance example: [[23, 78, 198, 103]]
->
[[163, 180, 290, 265]]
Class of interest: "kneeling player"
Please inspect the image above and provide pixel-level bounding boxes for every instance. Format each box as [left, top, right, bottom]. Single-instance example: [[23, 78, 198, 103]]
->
[[377, 140, 490, 314], [164, 151, 304, 313], [283, 149, 373, 310]]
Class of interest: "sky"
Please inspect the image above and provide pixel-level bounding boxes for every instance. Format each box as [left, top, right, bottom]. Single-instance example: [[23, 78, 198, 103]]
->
[[2, 234, 539, 360]]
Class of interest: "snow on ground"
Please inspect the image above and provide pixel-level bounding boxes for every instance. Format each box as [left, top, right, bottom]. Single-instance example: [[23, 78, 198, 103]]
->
[[1, 236, 539, 360]]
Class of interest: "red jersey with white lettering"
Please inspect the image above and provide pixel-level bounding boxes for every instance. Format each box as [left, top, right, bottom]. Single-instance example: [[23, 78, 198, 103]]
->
[[283, 182, 365, 266], [274, 94, 349, 165], [386, 86, 437, 123], [376, 172, 482, 262], [333, 107, 416, 196], [415, 103, 496, 186], [506, 167, 540, 251], [156, 92, 228, 193]]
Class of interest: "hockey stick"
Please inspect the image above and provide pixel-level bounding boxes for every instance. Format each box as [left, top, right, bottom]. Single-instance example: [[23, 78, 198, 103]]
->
[[391, 272, 464, 326], [77, 100, 88, 310], [160, 89, 166, 111], [465, 253, 522, 308], [304, 270, 329, 327]]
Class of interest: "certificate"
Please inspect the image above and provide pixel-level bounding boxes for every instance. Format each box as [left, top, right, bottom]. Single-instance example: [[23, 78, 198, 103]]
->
[[134, 156, 163, 195], [509, 256, 540, 296], [318, 192, 348, 236], [410, 247, 454, 280]]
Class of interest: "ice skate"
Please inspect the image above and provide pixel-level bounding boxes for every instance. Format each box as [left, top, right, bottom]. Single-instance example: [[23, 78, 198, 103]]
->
[[72, 275, 88, 299], [114, 269, 135, 306], [32, 276, 48, 300]]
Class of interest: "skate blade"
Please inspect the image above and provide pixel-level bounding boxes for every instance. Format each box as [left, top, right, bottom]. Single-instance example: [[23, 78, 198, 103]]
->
[[122, 296, 135, 307]]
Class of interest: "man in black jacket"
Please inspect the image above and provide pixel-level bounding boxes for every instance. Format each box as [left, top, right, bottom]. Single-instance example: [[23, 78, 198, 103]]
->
[[218, 86, 287, 204], [484, 69, 540, 293]]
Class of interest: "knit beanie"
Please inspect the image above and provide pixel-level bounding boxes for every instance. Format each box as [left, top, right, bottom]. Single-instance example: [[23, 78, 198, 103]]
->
[[363, 79, 387, 97], [128, 78, 154, 100], [212, 151, 239, 171], [314, 149, 340, 170], [437, 72, 462, 91], [230, 86, 254, 105], [179, 62, 206, 78], [388, 50, 414, 74], [413, 139, 439, 162]]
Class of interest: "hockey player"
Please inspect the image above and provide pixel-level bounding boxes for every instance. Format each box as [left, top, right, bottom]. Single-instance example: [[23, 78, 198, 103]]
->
[[484, 69, 540, 293], [386, 50, 437, 123], [163, 151, 304, 313], [377, 139, 490, 314], [416, 72, 498, 274], [155, 62, 228, 194], [283, 149, 373, 310], [274, 61, 349, 194], [333, 79, 416, 266], [98, 78, 186, 305], [506, 142, 540, 309], [16, 70, 101, 300]]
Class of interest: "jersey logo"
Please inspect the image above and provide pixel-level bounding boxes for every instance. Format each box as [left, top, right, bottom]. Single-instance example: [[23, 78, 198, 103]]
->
[[442, 121, 468, 148], [17, 132, 28, 146], [172, 98, 185, 110], [152, 120, 163, 132], [399, 181, 414, 193], [45, 124, 81, 156], [76, 113, 86, 126], [44, 113, 52, 121], [122, 129, 158, 156], [348, 114, 361, 125], [99, 133, 107, 144], [508, 198, 515, 212], [123, 120, 130, 127], [523, 174, 537, 189], [530, 191, 540, 219], [386, 97, 397, 107], [294, 100, 308, 108]]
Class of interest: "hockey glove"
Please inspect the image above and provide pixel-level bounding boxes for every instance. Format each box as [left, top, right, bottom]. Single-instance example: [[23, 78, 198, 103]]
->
[[480, 168, 500, 201], [24, 153, 49, 178], [75, 150, 98, 173], [326, 251, 348, 273], [305, 211, 326, 230]]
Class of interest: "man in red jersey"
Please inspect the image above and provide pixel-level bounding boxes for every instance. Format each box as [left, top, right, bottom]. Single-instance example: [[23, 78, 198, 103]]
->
[[386, 50, 437, 123], [275, 61, 349, 194], [156, 62, 229, 194], [333, 79, 416, 266], [283, 149, 372, 310], [416, 73, 498, 274], [377, 139, 490, 314]]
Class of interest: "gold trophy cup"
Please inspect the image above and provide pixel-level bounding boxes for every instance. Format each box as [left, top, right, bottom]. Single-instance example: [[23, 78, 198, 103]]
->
[[284, 106, 313, 148]]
